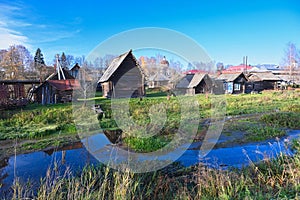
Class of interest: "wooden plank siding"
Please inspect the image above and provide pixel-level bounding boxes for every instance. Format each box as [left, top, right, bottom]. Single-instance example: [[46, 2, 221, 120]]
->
[[99, 50, 145, 98], [175, 73, 213, 95]]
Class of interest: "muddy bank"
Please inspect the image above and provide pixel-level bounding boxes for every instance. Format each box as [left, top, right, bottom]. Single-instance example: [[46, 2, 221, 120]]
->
[[0, 135, 80, 164]]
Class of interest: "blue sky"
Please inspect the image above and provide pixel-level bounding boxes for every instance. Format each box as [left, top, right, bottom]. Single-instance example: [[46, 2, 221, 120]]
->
[[0, 0, 300, 66]]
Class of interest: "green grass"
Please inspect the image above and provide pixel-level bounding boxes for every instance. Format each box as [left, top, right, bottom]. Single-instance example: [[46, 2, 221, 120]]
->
[[145, 88, 168, 97], [1, 90, 300, 152], [0, 104, 77, 140], [261, 112, 300, 129], [123, 135, 171, 152]]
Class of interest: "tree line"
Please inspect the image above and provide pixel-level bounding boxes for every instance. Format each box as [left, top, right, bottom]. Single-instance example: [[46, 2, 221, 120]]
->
[[0, 45, 113, 81]]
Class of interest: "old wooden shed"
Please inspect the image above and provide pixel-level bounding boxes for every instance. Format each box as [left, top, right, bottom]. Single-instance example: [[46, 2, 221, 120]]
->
[[98, 50, 145, 98], [35, 79, 81, 104], [34, 56, 81, 104], [175, 73, 212, 95]]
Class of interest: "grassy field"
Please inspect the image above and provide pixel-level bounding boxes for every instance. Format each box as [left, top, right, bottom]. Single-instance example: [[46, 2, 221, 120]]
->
[[0, 90, 300, 154]]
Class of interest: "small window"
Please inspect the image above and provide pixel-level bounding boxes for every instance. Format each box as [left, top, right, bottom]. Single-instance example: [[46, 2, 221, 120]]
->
[[234, 83, 241, 91], [223, 83, 227, 90]]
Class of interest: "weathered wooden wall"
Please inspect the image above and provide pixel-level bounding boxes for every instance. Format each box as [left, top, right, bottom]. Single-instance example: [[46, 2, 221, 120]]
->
[[104, 53, 145, 98]]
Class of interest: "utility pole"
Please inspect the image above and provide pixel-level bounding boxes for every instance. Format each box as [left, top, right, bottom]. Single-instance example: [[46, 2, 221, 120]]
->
[[245, 56, 248, 74], [243, 56, 248, 74]]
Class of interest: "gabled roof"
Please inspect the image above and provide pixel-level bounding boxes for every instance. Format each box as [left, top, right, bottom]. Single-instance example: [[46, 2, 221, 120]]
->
[[216, 72, 247, 82], [98, 50, 141, 83], [47, 79, 81, 91], [176, 73, 209, 88], [248, 72, 282, 81], [148, 73, 169, 82], [176, 74, 194, 88], [70, 63, 80, 71], [188, 73, 207, 88]]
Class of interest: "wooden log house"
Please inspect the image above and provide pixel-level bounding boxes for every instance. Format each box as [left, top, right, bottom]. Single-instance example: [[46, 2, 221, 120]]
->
[[216, 72, 248, 94]]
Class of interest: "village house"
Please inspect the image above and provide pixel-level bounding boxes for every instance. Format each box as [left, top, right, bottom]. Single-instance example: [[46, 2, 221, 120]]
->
[[70, 63, 94, 82], [70, 63, 81, 79], [247, 71, 282, 92], [98, 50, 145, 98], [216, 72, 248, 94], [148, 56, 171, 89], [148, 73, 170, 89], [34, 57, 81, 104], [175, 73, 212, 95]]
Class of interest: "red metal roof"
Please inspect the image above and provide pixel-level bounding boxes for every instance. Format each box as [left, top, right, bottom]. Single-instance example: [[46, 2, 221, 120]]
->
[[183, 69, 208, 74], [222, 65, 252, 73], [47, 79, 81, 91]]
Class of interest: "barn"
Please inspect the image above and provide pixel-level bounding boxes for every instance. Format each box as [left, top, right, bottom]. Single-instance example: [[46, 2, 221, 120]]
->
[[175, 73, 212, 95], [98, 50, 145, 98]]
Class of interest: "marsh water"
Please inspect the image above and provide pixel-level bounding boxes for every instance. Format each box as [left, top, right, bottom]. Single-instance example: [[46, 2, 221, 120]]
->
[[0, 130, 299, 197]]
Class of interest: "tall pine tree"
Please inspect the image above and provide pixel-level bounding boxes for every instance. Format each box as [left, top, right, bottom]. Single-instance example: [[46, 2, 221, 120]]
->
[[34, 48, 45, 80], [61, 52, 68, 69]]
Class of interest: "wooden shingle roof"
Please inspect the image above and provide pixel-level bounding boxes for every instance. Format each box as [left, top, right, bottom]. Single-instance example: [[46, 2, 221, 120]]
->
[[216, 72, 247, 82], [248, 72, 282, 81], [98, 50, 142, 83], [148, 73, 169, 82], [176, 74, 194, 88], [188, 73, 207, 88], [176, 73, 209, 88]]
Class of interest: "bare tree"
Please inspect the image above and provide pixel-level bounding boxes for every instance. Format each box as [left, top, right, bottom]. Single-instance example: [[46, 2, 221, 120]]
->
[[282, 42, 299, 82]]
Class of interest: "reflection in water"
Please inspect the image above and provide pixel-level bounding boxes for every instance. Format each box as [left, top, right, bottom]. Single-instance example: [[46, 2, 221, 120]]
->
[[0, 130, 299, 197], [0, 157, 9, 190], [43, 142, 83, 155], [0, 141, 98, 198], [103, 129, 122, 144]]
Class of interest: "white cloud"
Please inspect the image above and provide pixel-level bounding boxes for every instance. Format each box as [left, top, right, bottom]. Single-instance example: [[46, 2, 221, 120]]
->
[[0, 3, 30, 49], [0, 2, 82, 55], [36, 29, 81, 44], [0, 26, 29, 48]]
